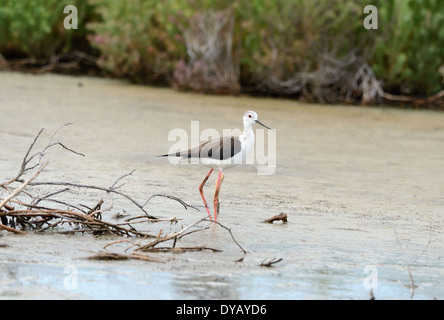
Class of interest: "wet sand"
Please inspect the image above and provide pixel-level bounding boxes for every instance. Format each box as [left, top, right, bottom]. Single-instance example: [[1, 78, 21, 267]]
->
[[0, 71, 443, 299]]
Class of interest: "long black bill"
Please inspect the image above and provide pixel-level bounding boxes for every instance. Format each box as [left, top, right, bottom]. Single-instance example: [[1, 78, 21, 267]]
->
[[255, 119, 273, 130]]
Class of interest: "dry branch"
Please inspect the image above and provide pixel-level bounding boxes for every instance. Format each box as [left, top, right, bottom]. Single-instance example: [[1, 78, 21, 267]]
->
[[102, 217, 247, 256], [85, 251, 164, 263], [21, 180, 197, 219], [141, 246, 222, 253], [202, 218, 248, 254], [263, 212, 287, 224], [260, 257, 283, 267], [394, 230, 431, 299], [2, 125, 249, 267], [136, 218, 207, 251], [0, 125, 198, 237], [0, 161, 48, 210], [0, 223, 27, 235]]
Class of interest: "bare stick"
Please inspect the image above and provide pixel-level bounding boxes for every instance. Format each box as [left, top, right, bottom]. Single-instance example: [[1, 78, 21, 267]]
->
[[0, 223, 27, 235], [85, 251, 164, 263], [395, 231, 416, 299], [1, 125, 84, 187], [103, 239, 141, 250], [26, 124, 84, 172], [0, 161, 48, 209], [109, 170, 136, 190], [22, 180, 195, 219], [0, 126, 201, 238], [86, 199, 104, 216], [32, 187, 71, 207], [263, 212, 288, 223], [125, 216, 181, 224], [142, 246, 222, 253], [260, 257, 283, 267], [202, 218, 247, 254], [0, 129, 43, 186], [136, 219, 204, 251], [142, 193, 199, 211], [20, 180, 158, 219], [394, 228, 433, 300]]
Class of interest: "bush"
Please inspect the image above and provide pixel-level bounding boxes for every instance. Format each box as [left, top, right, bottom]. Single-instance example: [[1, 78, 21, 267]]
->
[[236, 0, 378, 103], [1, 0, 443, 104], [0, 0, 93, 59], [87, 0, 185, 84], [171, 8, 241, 92], [372, 0, 444, 96], [87, 0, 239, 90]]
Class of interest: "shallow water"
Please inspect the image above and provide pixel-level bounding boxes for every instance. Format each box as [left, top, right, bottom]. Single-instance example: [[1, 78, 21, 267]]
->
[[0, 72, 443, 299]]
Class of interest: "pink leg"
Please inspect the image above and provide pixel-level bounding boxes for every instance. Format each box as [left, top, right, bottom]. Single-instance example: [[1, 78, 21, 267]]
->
[[213, 169, 224, 221], [199, 169, 213, 219]]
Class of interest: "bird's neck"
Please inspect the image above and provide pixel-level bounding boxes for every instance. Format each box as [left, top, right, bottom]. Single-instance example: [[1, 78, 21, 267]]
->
[[240, 126, 255, 145], [242, 125, 254, 139]]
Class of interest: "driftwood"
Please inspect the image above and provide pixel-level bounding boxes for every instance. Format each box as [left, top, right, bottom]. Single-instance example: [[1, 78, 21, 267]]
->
[[263, 212, 287, 224], [85, 251, 165, 263], [141, 246, 222, 253], [0, 124, 196, 236], [260, 257, 283, 267], [103, 217, 247, 255]]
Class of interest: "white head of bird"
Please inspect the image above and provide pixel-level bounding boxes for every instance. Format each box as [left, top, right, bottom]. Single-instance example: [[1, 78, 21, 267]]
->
[[242, 111, 272, 131]]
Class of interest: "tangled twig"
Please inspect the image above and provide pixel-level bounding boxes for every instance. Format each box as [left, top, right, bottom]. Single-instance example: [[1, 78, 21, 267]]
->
[[1, 125, 248, 264], [0, 125, 197, 236], [263, 212, 287, 224], [260, 257, 283, 267], [102, 217, 247, 255]]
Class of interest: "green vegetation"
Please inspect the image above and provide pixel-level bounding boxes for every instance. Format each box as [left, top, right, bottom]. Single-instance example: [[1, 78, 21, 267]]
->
[[373, 0, 444, 96], [0, 0, 92, 58], [1, 0, 443, 106]]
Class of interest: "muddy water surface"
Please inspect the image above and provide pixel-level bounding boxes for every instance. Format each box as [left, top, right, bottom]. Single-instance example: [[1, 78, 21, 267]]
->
[[0, 72, 443, 299]]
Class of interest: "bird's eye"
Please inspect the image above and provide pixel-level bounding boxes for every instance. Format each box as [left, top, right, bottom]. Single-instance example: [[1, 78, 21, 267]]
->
[[248, 114, 252, 118]]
